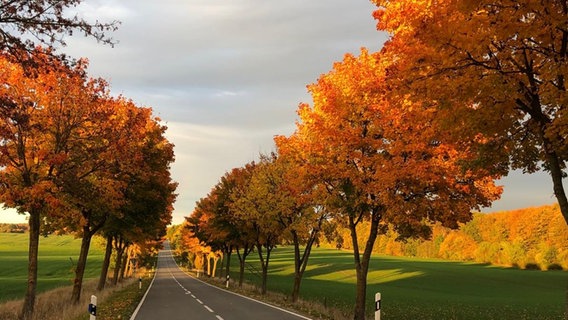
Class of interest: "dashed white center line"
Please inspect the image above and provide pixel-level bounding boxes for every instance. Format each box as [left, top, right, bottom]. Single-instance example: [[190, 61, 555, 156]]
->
[[168, 265, 225, 320]]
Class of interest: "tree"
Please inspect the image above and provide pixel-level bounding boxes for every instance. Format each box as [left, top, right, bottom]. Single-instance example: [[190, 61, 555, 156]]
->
[[97, 233, 114, 291], [189, 173, 236, 280], [257, 149, 331, 302], [0, 51, 100, 319], [57, 98, 174, 303], [223, 164, 257, 287], [0, 0, 118, 61], [97, 112, 176, 290], [231, 158, 284, 295], [289, 48, 501, 319], [373, 0, 568, 224], [189, 164, 258, 286]]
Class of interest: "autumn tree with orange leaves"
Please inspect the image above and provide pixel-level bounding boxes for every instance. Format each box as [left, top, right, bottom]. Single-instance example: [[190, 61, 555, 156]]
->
[[0, 51, 105, 318], [231, 158, 284, 295], [264, 148, 332, 302], [188, 163, 258, 286], [97, 107, 176, 291], [373, 0, 568, 225], [283, 48, 502, 320], [0, 50, 177, 316]]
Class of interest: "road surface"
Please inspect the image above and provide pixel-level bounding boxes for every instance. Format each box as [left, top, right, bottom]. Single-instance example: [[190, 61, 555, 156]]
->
[[131, 243, 311, 320]]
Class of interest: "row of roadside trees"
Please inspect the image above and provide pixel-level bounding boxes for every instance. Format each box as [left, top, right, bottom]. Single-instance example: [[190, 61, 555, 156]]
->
[[0, 2, 178, 319], [176, 1, 568, 319]]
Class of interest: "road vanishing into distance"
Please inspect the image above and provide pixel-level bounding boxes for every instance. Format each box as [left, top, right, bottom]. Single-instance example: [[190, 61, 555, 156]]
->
[[131, 242, 311, 320]]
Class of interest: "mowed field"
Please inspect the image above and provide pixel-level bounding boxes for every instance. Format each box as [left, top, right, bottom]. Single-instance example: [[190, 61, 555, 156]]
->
[[0, 233, 104, 303], [240, 247, 566, 320]]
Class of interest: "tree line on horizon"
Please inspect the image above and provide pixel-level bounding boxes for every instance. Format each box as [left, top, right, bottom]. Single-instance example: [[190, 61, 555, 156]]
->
[[173, 1, 568, 319], [324, 203, 568, 271], [0, 223, 28, 233], [0, 2, 177, 320]]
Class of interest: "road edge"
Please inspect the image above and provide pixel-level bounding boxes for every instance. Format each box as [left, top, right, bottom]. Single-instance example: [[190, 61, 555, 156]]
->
[[128, 270, 157, 320], [174, 261, 312, 320]]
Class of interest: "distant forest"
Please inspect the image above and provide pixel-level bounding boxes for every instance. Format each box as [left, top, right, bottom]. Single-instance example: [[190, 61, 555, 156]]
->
[[321, 203, 567, 271], [0, 223, 27, 233]]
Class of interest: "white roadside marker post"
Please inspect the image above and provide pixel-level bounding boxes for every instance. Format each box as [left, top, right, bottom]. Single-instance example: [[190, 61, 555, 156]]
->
[[139, 276, 142, 290], [375, 292, 381, 320], [88, 295, 97, 320], [226, 275, 230, 288]]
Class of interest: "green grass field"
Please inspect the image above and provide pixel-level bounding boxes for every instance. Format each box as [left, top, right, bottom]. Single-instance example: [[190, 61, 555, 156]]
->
[[238, 247, 566, 319], [0, 233, 104, 303], [1, 235, 565, 319]]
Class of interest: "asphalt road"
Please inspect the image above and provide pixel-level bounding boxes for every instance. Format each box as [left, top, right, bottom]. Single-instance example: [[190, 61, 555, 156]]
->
[[130, 242, 312, 320]]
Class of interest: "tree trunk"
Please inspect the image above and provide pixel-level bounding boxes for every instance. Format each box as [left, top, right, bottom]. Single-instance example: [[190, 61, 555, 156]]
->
[[291, 239, 303, 303], [202, 253, 208, 275], [71, 225, 94, 304], [113, 238, 125, 285], [350, 209, 381, 320], [97, 235, 113, 291], [20, 209, 40, 320], [545, 150, 568, 225], [256, 243, 273, 295], [290, 214, 323, 302], [237, 251, 246, 287], [256, 243, 267, 294], [548, 150, 568, 320], [207, 253, 212, 276], [291, 230, 317, 302], [236, 245, 252, 287], [119, 246, 129, 281], [224, 246, 232, 281], [125, 246, 134, 278], [212, 255, 219, 278]]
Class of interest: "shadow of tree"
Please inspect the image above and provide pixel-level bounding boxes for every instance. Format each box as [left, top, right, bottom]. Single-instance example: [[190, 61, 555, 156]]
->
[[230, 246, 566, 319]]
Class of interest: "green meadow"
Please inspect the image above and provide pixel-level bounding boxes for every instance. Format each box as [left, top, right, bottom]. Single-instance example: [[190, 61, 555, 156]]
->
[[0, 233, 104, 303], [239, 247, 566, 319], [1, 234, 565, 319]]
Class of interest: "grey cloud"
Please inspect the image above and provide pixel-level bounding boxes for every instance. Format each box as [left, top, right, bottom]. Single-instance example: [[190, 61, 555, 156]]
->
[[47, 0, 555, 225]]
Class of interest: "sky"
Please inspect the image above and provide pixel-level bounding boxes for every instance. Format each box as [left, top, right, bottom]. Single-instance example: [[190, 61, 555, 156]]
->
[[0, 0, 559, 225]]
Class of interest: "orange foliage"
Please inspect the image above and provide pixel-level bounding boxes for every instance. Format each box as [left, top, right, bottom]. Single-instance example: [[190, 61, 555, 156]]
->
[[277, 47, 502, 319], [373, 0, 568, 223], [0, 49, 176, 310], [321, 204, 568, 270]]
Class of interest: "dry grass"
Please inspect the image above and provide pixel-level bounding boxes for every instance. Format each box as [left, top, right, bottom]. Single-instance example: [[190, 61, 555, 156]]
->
[[0, 278, 137, 320]]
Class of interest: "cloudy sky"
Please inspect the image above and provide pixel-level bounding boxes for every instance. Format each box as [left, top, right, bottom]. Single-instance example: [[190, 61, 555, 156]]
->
[[1, 0, 558, 225]]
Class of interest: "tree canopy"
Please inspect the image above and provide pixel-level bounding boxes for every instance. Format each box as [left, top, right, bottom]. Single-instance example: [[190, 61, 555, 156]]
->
[[373, 0, 568, 223]]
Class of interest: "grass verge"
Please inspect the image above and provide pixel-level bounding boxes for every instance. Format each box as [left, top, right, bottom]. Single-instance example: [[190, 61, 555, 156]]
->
[[72, 273, 153, 320], [186, 272, 350, 320], [0, 276, 152, 320]]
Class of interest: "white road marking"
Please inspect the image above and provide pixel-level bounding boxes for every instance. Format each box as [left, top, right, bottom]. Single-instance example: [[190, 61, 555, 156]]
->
[[160, 246, 308, 320]]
